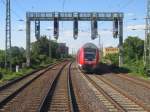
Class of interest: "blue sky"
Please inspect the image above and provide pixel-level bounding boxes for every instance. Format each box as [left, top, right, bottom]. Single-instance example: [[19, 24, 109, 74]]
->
[[0, 0, 147, 53]]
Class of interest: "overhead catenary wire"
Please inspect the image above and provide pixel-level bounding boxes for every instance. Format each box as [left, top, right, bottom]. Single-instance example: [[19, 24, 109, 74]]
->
[[62, 0, 66, 10], [1, 0, 23, 20], [118, 0, 136, 10], [61, 0, 66, 40], [0, 0, 5, 4], [13, 0, 26, 12], [106, 0, 136, 11]]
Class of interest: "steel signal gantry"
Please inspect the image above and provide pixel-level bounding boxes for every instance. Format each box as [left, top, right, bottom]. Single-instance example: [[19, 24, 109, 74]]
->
[[26, 12, 124, 67]]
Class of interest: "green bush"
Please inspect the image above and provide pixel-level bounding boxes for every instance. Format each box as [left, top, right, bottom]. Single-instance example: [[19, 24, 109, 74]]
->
[[0, 72, 3, 79], [104, 53, 119, 66], [123, 59, 147, 78]]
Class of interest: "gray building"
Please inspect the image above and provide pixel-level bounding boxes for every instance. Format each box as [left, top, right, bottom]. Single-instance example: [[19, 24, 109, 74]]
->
[[57, 43, 69, 57]]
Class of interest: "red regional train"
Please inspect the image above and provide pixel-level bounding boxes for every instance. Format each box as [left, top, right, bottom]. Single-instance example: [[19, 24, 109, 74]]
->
[[77, 43, 99, 72]]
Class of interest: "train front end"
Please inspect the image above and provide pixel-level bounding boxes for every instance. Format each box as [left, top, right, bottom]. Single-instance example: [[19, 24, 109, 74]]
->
[[77, 43, 99, 72]]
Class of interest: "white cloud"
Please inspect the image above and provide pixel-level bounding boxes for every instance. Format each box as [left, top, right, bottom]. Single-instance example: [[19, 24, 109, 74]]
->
[[57, 29, 118, 54], [126, 24, 145, 30], [100, 30, 112, 36], [126, 13, 135, 17], [61, 29, 112, 38], [45, 27, 53, 30]]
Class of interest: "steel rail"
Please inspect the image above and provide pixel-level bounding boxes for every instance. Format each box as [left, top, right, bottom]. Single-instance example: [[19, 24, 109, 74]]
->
[[80, 71, 125, 112], [0, 61, 65, 109], [96, 75, 150, 112], [0, 60, 65, 91], [38, 62, 76, 112], [38, 62, 68, 112]]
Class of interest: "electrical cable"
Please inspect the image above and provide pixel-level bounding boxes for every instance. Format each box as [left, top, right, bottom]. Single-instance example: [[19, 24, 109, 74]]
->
[[118, 0, 136, 10], [61, 0, 66, 38], [62, 0, 66, 10], [1, 0, 22, 20]]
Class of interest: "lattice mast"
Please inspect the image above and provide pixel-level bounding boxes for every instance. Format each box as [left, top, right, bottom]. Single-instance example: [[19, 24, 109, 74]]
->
[[5, 0, 12, 70]]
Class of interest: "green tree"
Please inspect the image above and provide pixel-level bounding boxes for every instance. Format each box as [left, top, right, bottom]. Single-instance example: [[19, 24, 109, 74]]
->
[[0, 47, 25, 68], [31, 36, 61, 64], [122, 36, 146, 75], [105, 53, 119, 66], [123, 36, 144, 61], [0, 50, 5, 67], [10, 47, 26, 66], [31, 36, 49, 57]]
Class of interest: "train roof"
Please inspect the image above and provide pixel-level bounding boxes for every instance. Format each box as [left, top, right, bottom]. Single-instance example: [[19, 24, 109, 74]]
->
[[82, 43, 98, 49]]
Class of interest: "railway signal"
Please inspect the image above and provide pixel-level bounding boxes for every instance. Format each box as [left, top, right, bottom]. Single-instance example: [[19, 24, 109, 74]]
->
[[91, 16, 98, 40], [113, 18, 119, 38], [54, 17, 59, 40], [35, 21, 40, 40], [73, 17, 78, 39]]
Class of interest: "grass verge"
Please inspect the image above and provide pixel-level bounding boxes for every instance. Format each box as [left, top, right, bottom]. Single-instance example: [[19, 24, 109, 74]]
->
[[0, 59, 59, 85]]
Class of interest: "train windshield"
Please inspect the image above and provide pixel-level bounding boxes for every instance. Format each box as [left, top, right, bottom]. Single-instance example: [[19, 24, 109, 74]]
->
[[85, 53, 95, 59], [84, 48, 96, 60]]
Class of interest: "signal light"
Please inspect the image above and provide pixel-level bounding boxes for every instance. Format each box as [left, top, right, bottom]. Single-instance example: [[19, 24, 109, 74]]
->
[[113, 18, 119, 38], [54, 17, 59, 40], [73, 18, 78, 39], [91, 18, 98, 40], [35, 21, 40, 40]]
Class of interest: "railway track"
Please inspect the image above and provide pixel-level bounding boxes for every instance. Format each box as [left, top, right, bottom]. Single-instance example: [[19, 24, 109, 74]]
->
[[39, 62, 76, 112], [101, 73, 150, 109], [95, 75, 150, 112], [0, 61, 68, 111], [78, 69, 149, 112], [70, 63, 91, 112], [1, 60, 149, 112], [124, 74, 150, 84], [0, 64, 57, 108], [116, 74, 150, 89]]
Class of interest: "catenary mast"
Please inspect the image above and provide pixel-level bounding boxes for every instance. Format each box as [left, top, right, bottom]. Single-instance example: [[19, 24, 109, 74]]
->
[[5, 0, 12, 70]]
